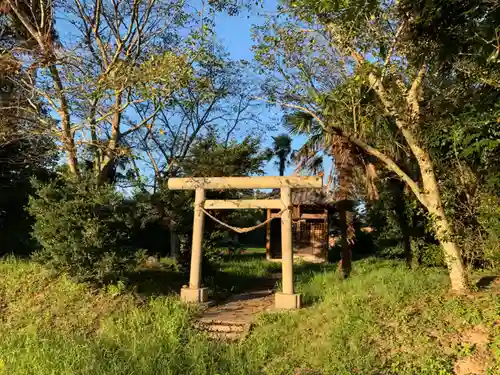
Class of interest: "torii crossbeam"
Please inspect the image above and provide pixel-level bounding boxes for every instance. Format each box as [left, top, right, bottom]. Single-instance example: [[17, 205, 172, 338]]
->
[[167, 176, 323, 309]]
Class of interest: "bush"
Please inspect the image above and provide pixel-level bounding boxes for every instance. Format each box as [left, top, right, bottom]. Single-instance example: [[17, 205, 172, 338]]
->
[[28, 175, 145, 284], [415, 241, 445, 267], [476, 193, 500, 270]]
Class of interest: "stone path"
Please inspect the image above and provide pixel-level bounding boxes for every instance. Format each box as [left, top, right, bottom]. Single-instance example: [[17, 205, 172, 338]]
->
[[196, 289, 275, 341]]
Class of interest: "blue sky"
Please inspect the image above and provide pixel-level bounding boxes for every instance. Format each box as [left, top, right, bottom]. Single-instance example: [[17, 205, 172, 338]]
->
[[55, 0, 330, 181], [212, 1, 332, 179]]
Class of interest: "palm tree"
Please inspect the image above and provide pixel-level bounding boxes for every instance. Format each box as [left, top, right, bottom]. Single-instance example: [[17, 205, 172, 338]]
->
[[331, 136, 356, 276], [308, 155, 323, 175], [270, 134, 292, 176], [285, 113, 358, 277], [292, 149, 323, 176]]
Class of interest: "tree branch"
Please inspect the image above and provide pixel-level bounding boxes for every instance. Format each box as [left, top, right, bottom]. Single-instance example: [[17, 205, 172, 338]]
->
[[407, 63, 427, 119], [257, 97, 427, 206], [382, 21, 406, 77], [120, 105, 160, 138]]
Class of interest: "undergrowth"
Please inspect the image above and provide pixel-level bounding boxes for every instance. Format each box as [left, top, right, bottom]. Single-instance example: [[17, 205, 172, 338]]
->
[[0, 257, 497, 374]]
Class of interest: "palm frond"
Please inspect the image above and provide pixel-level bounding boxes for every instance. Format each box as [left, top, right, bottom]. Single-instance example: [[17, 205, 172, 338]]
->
[[283, 112, 314, 134], [305, 155, 323, 175], [272, 134, 292, 153]]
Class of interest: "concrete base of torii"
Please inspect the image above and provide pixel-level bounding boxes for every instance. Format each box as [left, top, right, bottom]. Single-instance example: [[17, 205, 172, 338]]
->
[[274, 292, 302, 309], [181, 289, 302, 309], [180, 286, 209, 303]]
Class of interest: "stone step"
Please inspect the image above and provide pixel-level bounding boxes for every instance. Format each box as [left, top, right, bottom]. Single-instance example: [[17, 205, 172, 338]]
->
[[197, 321, 249, 332], [196, 320, 251, 341], [206, 331, 241, 341], [203, 323, 246, 333], [198, 319, 247, 326]]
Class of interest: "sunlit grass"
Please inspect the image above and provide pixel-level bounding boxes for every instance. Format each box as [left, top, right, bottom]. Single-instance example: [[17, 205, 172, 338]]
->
[[0, 257, 497, 374]]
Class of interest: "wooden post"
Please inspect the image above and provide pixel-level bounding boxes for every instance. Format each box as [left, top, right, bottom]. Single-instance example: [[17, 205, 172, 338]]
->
[[180, 188, 208, 303], [266, 209, 271, 260], [275, 187, 301, 309], [281, 187, 293, 294]]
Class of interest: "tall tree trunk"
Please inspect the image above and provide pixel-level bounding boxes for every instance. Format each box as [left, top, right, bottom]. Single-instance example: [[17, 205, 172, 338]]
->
[[389, 179, 413, 268], [421, 164, 468, 292], [408, 138, 468, 291], [365, 69, 469, 292], [47, 65, 79, 177], [279, 154, 286, 176], [7, 0, 78, 176], [170, 229, 180, 260], [333, 137, 355, 277], [98, 93, 122, 184], [62, 123, 79, 176]]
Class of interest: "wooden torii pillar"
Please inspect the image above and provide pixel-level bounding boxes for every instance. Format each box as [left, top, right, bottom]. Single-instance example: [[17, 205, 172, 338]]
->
[[167, 176, 322, 309]]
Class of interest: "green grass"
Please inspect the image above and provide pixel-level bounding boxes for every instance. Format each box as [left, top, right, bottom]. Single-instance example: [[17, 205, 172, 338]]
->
[[0, 257, 498, 375]]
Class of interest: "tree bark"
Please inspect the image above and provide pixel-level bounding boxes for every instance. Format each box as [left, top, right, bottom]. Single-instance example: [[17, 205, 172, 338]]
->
[[48, 65, 79, 177], [400, 131, 468, 291], [332, 137, 356, 277], [366, 69, 469, 292], [421, 168, 469, 292], [337, 201, 354, 276], [98, 92, 122, 183], [279, 154, 286, 176], [389, 179, 413, 268]]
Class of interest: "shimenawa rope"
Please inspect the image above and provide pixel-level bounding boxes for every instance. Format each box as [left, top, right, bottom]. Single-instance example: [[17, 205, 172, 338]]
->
[[197, 204, 290, 234]]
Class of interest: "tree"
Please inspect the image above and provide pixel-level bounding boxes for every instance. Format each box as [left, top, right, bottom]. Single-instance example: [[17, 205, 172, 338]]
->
[[286, 115, 359, 276], [158, 133, 269, 261], [127, 45, 264, 257], [28, 174, 145, 284], [252, 0, 499, 291], [0, 0, 56, 254], [397, 0, 500, 269], [2, 0, 193, 181], [132, 47, 264, 190], [180, 133, 267, 178], [269, 134, 292, 176]]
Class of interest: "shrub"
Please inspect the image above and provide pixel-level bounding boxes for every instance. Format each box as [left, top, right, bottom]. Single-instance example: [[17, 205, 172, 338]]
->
[[28, 175, 145, 284], [476, 193, 500, 270], [415, 241, 445, 267]]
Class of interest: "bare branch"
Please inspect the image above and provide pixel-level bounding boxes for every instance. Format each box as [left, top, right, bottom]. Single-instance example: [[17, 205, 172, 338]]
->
[[121, 105, 161, 138], [382, 21, 406, 77]]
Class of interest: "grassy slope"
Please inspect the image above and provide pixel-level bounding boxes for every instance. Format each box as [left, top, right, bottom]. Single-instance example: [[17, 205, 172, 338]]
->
[[0, 257, 498, 375]]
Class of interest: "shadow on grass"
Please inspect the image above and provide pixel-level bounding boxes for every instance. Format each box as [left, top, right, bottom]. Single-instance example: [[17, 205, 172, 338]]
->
[[124, 253, 274, 300], [124, 251, 349, 305], [207, 252, 339, 305], [204, 254, 278, 302], [221, 252, 268, 262], [476, 275, 499, 290], [124, 268, 187, 297]]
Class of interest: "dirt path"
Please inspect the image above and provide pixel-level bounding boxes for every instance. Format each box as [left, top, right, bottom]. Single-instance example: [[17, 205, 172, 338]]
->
[[200, 290, 274, 323], [196, 289, 275, 340]]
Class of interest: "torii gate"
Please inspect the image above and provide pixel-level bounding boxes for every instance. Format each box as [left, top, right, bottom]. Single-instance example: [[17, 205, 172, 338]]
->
[[168, 176, 323, 309]]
